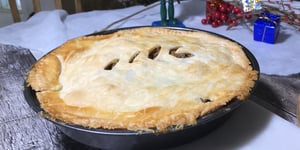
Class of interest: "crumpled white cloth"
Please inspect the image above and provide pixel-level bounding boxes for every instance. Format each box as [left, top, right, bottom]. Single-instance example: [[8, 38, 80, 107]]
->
[[0, 10, 68, 58], [0, 0, 299, 76], [0, 4, 161, 59]]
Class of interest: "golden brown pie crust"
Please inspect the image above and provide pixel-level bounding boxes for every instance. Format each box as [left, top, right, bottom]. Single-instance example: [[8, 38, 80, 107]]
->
[[26, 27, 258, 132]]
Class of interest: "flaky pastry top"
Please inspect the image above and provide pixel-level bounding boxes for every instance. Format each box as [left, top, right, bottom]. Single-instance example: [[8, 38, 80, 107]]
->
[[26, 27, 258, 132]]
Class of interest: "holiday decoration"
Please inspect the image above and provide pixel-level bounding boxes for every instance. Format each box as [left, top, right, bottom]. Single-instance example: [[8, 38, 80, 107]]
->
[[202, 0, 253, 28], [201, 0, 300, 31], [253, 13, 280, 44], [241, 0, 262, 12], [152, 0, 185, 27]]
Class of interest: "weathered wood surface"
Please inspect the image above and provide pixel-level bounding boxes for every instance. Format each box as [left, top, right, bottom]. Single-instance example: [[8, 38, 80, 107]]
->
[[0, 44, 97, 150], [0, 44, 299, 149], [252, 73, 300, 125]]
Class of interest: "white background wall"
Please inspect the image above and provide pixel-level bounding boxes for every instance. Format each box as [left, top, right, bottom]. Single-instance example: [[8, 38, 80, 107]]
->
[[0, 0, 55, 27]]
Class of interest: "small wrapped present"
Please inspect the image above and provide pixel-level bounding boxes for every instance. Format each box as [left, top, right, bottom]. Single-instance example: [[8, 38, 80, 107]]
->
[[253, 13, 280, 44]]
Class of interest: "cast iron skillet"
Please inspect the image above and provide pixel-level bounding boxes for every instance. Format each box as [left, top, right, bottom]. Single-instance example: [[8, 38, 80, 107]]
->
[[23, 26, 260, 150]]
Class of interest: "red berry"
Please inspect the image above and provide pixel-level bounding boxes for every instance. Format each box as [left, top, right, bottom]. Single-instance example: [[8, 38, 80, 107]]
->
[[217, 19, 223, 26], [220, 3, 227, 8], [214, 11, 221, 19], [211, 21, 218, 28], [245, 13, 252, 20], [227, 4, 234, 12], [219, 6, 227, 13], [233, 7, 241, 14], [220, 13, 228, 21], [219, 3, 227, 13], [201, 19, 208, 24], [231, 19, 238, 26], [226, 18, 232, 24], [236, 12, 244, 19], [206, 16, 212, 21]]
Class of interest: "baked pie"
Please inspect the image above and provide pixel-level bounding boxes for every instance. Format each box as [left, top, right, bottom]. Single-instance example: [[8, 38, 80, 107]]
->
[[26, 27, 258, 132]]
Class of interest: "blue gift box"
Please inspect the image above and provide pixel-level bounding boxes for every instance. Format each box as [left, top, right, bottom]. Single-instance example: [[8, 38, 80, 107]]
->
[[254, 13, 280, 44]]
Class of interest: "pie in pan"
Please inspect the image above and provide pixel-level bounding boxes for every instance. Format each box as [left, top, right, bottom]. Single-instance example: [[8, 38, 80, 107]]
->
[[26, 27, 258, 132]]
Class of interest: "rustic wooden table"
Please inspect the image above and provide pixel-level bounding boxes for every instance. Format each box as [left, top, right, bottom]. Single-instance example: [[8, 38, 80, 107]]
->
[[0, 44, 98, 150], [1, 44, 299, 149]]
